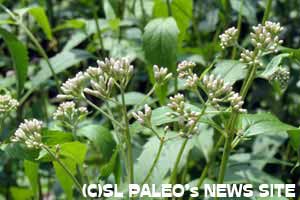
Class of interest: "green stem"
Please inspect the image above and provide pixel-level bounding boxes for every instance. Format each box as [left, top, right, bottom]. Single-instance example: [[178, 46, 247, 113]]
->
[[120, 87, 134, 184], [262, 0, 273, 24], [169, 138, 188, 184], [142, 138, 164, 184], [166, 0, 172, 16], [93, 9, 105, 59], [43, 145, 82, 194], [84, 98, 123, 128]]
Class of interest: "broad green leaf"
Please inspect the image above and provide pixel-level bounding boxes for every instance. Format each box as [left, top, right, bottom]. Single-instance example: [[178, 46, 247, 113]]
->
[[230, 0, 256, 24], [198, 9, 219, 33], [238, 112, 297, 137], [78, 124, 116, 163], [10, 187, 33, 200], [28, 7, 53, 40], [212, 60, 247, 84], [3, 143, 39, 161], [153, 0, 192, 39], [24, 160, 39, 198], [288, 129, 300, 151], [31, 49, 92, 86], [42, 129, 73, 146], [259, 53, 290, 79], [135, 137, 193, 184], [100, 147, 120, 180], [143, 17, 179, 71], [53, 142, 87, 200], [0, 28, 28, 96]]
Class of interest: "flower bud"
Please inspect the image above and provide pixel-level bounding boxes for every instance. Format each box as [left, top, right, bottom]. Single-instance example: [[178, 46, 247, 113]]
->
[[219, 27, 238, 49]]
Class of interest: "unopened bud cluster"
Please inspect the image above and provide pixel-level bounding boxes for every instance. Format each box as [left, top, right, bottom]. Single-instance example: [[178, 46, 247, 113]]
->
[[250, 21, 283, 52], [11, 119, 43, 148], [0, 94, 19, 118], [240, 49, 262, 66], [177, 61, 199, 89], [153, 65, 172, 84], [202, 74, 246, 112], [132, 104, 152, 128], [270, 67, 290, 89], [53, 101, 88, 127], [167, 93, 201, 136], [58, 72, 87, 100], [219, 27, 238, 49]]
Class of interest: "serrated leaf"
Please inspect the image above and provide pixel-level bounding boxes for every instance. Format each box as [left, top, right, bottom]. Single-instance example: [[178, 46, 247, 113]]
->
[[42, 129, 73, 146], [31, 49, 92, 86], [0, 28, 28, 96], [28, 6, 53, 40]]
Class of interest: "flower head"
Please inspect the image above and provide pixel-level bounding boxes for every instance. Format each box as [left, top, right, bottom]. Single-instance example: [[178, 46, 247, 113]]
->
[[167, 93, 185, 114], [53, 101, 88, 127], [153, 65, 172, 84], [185, 74, 199, 89], [132, 104, 152, 128], [177, 61, 196, 79], [58, 72, 87, 100], [0, 94, 18, 118], [250, 21, 283, 52], [11, 119, 43, 148], [240, 49, 262, 66], [269, 67, 290, 89], [219, 27, 238, 49]]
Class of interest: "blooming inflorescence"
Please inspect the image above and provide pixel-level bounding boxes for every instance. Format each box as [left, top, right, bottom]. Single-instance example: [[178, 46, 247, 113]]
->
[[202, 74, 246, 113], [132, 104, 152, 128], [11, 119, 43, 148], [177, 61, 199, 89], [0, 94, 18, 118], [219, 27, 238, 49], [53, 101, 88, 128], [153, 65, 172, 84]]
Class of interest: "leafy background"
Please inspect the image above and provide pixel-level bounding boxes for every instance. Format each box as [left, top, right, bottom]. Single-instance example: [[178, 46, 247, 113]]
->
[[0, 0, 300, 199]]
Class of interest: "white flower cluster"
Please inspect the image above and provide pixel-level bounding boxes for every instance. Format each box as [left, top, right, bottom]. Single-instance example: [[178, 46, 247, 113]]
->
[[202, 74, 246, 113], [58, 72, 88, 100], [167, 93, 201, 136], [0, 94, 19, 118], [177, 61, 199, 89], [84, 66, 114, 99], [153, 65, 172, 84], [250, 21, 283, 52], [57, 57, 134, 100], [11, 119, 43, 148], [53, 101, 88, 127], [270, 67, 290, 89], [132, 104, 152, 128], [240, 49, 262, 67], [219, 27, 238, 49]]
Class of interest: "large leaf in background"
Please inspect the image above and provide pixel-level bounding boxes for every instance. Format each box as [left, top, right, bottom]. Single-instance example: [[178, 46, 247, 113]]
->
[[100, 147, 121, 184], [2, 143, 39, 161], [28, 7, 53, 40], [143, 17, 179, 70], [24, 160, 39, 198], [153, 0, 192, 39], [78, 124, 116, 162], [53, 142, 87, 200], [10, 187, 33, 200], [212, 59, 247, 84], [238, 112, 297, 137], [0, 28, 28, 96], [42, 129, 73, 146], [135, 137, 193, 184], [107, 92, 154, 108], [31, 49, 92, 86], [230, 0, 256, 24], [259, 53, 290, 79]]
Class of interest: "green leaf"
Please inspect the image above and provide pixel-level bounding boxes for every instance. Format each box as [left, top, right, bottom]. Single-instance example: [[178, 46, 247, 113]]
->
[[100, 147, 120, 179], [53, 19, 85, 32], [108, 92, 154, 108], [10, 187, 33, 200], [135, 137, 193, 184], [143, 17, 179, 71], [31, 49, 92, 86], [28, 6, 53, 40], [212, 59, 247, 84], [3, 143, 39, 161], [287, 129, 300, 151], [153, 0, 192, 39], [24, 160, 39, 198], [78, 124, 116, 163], [53, 142, 87, 200], [259, 53, 290, 79], [0, 28, 28, 96], [239, 112, 297, 137], [230, 0, 257, 24], [42, 129, 73, 146]]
